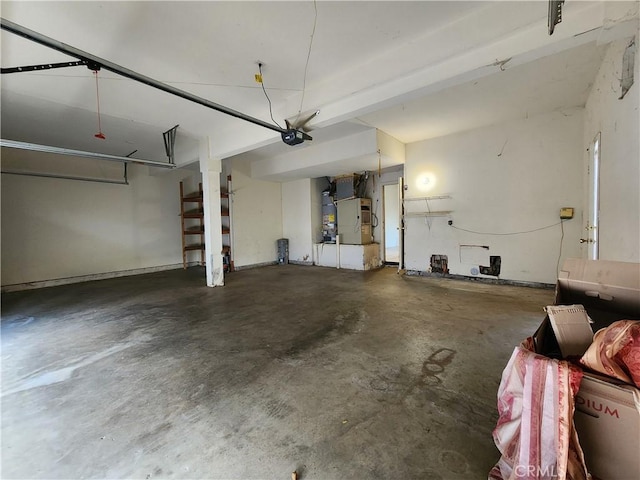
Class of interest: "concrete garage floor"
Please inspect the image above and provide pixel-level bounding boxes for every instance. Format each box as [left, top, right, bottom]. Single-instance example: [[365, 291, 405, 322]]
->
[[1, 265, 554, 479]]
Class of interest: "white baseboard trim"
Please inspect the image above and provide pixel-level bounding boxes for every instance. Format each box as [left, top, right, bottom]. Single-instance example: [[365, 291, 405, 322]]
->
[[233, 261, 279, 271], [1, 262, 198, 292], [404, 270, 554, 289], [289, 260, 314, 266]]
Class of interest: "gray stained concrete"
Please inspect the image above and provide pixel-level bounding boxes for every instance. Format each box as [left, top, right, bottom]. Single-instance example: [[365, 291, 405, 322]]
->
[[1, 266, 553, 479]]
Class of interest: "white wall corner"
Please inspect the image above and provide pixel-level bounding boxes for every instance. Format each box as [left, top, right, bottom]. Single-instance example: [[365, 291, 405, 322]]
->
[[230, 166, 283, 268], [282, 178, 314, 263], [172, 131, 201, 168], [583, 31, 640, 263], [599, 0, 640, 44], [376, 129, 406, 165]]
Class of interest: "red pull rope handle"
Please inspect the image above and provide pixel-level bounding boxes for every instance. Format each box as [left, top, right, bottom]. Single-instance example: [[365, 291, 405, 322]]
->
[[93, 70, 105, 139]]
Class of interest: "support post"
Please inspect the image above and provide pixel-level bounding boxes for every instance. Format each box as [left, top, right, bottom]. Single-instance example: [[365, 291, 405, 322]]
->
[[199, 137, 224, 287]]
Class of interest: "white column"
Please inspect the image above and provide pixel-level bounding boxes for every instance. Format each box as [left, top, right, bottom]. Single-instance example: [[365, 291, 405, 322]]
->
[[199, 137, 224, 287]]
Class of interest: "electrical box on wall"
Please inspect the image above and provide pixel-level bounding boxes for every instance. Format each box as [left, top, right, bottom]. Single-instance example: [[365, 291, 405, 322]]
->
[[560, 207, 574, 219]]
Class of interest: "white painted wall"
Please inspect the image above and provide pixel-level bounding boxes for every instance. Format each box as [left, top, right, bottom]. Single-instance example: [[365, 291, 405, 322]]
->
[[377, 130, 406, 167], [282, 178, 313, 264], [1, 161, 199, 287], [404, 109, 585, 284], [250, 128, 404, 182], [583, 33, 640, 262], [230, 160, 283, 268], [281, 177, 330, 264]]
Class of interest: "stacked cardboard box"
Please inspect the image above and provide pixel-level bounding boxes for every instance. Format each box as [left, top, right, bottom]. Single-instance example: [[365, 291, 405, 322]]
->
[[531, 259, 640, 480]]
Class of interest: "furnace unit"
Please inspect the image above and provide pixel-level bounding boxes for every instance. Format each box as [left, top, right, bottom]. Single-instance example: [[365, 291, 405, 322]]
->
[[337, 198, 372, 245]]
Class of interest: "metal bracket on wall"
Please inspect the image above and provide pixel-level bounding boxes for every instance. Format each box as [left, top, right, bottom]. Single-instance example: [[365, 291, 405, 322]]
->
[[163, 125, 179, 165], [619, 39, 636, 100], [404, 211, 453, 218], [403, 195, 452, 202], [403, 195, 453, 218], [1, 59, 87, 74], [548, 0, 565, 35]]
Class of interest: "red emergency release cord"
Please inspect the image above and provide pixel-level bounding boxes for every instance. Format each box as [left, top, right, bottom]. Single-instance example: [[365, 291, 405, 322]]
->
[[93, 70, 105, 139]]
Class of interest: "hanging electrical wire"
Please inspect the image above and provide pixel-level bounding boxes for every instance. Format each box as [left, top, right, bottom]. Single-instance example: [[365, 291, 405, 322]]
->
[[450, 221, 562, 236], [556, 219, 565, 277], [257, 63, 283, 129], [371, 212, 379, 228], [296, 0, 318, 121]]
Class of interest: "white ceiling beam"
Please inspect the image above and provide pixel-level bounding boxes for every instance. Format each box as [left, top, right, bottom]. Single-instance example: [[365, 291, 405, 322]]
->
[[297, 1, 608, 132]]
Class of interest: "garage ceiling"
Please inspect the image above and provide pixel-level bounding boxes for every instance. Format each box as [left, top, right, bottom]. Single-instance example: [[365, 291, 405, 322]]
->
[[0, 1, 635, 177], [357, 40, 606, 144]]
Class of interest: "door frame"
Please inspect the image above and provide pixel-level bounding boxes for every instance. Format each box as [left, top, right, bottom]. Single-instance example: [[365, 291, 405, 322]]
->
[[586, 133, 601, 259], [382, 183, 400, 265]]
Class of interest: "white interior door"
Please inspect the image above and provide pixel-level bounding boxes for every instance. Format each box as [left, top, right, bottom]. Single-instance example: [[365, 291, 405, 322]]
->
[[398, 176, 404, 272], [585, 133, 601, 259], [383, 183, 400, 264]]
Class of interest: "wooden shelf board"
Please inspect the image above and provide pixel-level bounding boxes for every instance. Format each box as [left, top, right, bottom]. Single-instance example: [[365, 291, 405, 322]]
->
[[183, 209, 204, 218], [182, 191, 203, 202], [184, 244, 205, 251]]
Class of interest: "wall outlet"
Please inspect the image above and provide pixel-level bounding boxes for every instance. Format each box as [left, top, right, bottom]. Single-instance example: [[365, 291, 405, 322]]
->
[[560, 207, 574, 219]]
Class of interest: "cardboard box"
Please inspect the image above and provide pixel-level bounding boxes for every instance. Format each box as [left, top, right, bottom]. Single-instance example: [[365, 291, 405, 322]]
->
[[544, 304, 594, 357], [532, 259, 640, 480], [574, 372, 640, 480]]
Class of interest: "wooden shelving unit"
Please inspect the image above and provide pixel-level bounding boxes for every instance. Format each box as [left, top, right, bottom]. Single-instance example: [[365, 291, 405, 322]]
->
[[180, 181, 205, 269]]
